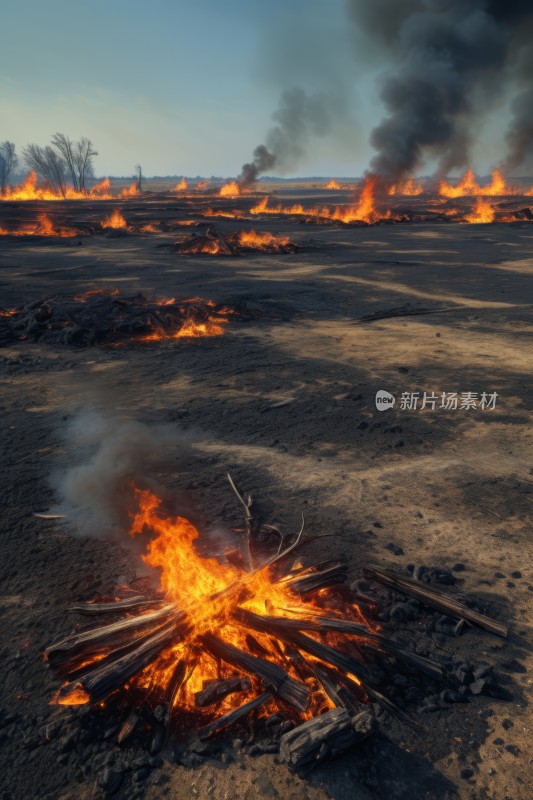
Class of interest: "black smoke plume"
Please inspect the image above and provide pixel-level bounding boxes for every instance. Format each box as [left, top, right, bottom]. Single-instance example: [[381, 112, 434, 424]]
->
[[348, 0, 533, 183], [240, 88, 333, 185]]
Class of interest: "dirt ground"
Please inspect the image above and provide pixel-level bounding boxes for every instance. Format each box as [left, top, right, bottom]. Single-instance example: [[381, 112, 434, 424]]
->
[[0, 199, 532, 800]]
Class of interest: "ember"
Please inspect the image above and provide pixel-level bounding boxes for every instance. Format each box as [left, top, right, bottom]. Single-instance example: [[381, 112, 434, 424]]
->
[[45, 477, 507, 763], [170, 226, 300, 255], [0, 292, 235, 346]]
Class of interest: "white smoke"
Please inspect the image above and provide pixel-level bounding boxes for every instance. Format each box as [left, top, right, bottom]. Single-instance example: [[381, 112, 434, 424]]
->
[[52, 407, 187, 536]]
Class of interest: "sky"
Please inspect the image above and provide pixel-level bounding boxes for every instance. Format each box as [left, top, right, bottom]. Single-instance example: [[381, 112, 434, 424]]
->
[[1, 0, 515, 178]]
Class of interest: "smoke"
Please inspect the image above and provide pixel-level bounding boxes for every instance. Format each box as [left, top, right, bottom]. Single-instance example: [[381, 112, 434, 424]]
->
[[502, 89, 533, 173], [347, 0, 533, 183], [52, 407, 188, 536], [240, 88, 336, 184]]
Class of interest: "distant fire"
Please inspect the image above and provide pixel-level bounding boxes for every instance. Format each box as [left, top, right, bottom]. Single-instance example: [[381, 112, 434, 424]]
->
[[195, 179, 209, 191], [219, 181, 240, 197], [173, 177, 188, 193], [119, 182, 139, 199], [101, 209, 128, 230], [325, 179, 342, 189], [138, 222, 159, 233], [0, 213, 78, 237], [439, 168, 513, 198]]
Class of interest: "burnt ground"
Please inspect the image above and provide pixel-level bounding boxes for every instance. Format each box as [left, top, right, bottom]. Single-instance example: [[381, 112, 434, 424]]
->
[[0, 192, 532, 800]]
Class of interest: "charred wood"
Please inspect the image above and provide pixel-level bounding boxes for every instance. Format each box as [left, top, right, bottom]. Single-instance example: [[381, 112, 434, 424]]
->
[[279, 708, 375, 770], [364, 565, 507, 637], [198, 692, 271, 740]]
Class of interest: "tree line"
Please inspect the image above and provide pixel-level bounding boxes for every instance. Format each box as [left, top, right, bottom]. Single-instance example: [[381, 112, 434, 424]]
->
[[0, 134, 99, 195]]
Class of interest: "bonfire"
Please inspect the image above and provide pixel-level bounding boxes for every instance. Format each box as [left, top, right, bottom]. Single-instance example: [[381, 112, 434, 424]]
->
[[44, 477, 507, 769]]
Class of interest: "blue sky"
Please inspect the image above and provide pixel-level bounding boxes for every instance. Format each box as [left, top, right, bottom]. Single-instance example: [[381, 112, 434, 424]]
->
[[1, 0, 511, 177]]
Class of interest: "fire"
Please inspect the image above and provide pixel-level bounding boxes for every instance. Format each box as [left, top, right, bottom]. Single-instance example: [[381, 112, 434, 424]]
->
[[325, 179, 342, 190], [101, 209, 128, 230], [219, 181, 240, 197], [173, 177, 188, 193], [238, 230, 291, 252], [91, 177, 111, 197], [120, 487, 351, 712], [195, 179, 209, 191], [388, 178, 423, 196], [119, 181, 139, 198], [0, 171, 114, 201], [0, 213, 78, 237], [203, 208, 243, 219], [138, 222, 159, 233], [463, 198, 495, 224]]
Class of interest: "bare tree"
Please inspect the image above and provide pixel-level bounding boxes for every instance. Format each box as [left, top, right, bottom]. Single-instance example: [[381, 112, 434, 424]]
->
[[0, 141, 18, 193], [51, 133, 97, 192], [74, 138, 97, 191], [23, 144, 67, 197], [134, 164, 143, 191]]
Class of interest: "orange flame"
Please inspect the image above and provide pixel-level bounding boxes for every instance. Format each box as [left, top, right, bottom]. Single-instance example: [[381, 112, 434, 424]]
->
[[119, 182, 139, 199], [439, 168, 514, 198], [173, 177, 188, 193], [238, 230, 291, 251], [463, 198, 495, 224], [101, 209, 128, 229], [388, 178, 423, 196], [219, 181, 240, 197], [123, 488, 346, 711], [325, 179, 342, 190], [195, 179, 209, 191], [0, 171, 114, 201], [250, 177, 385, 224]]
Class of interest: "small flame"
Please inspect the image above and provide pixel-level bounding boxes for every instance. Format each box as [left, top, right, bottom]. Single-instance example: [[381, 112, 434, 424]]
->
[[173, 177, 188, 193], [101, 209, 128, 229], [195, 179, 209, 191], [119, 182, 139, 199], [325, 179, 342, 190]]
